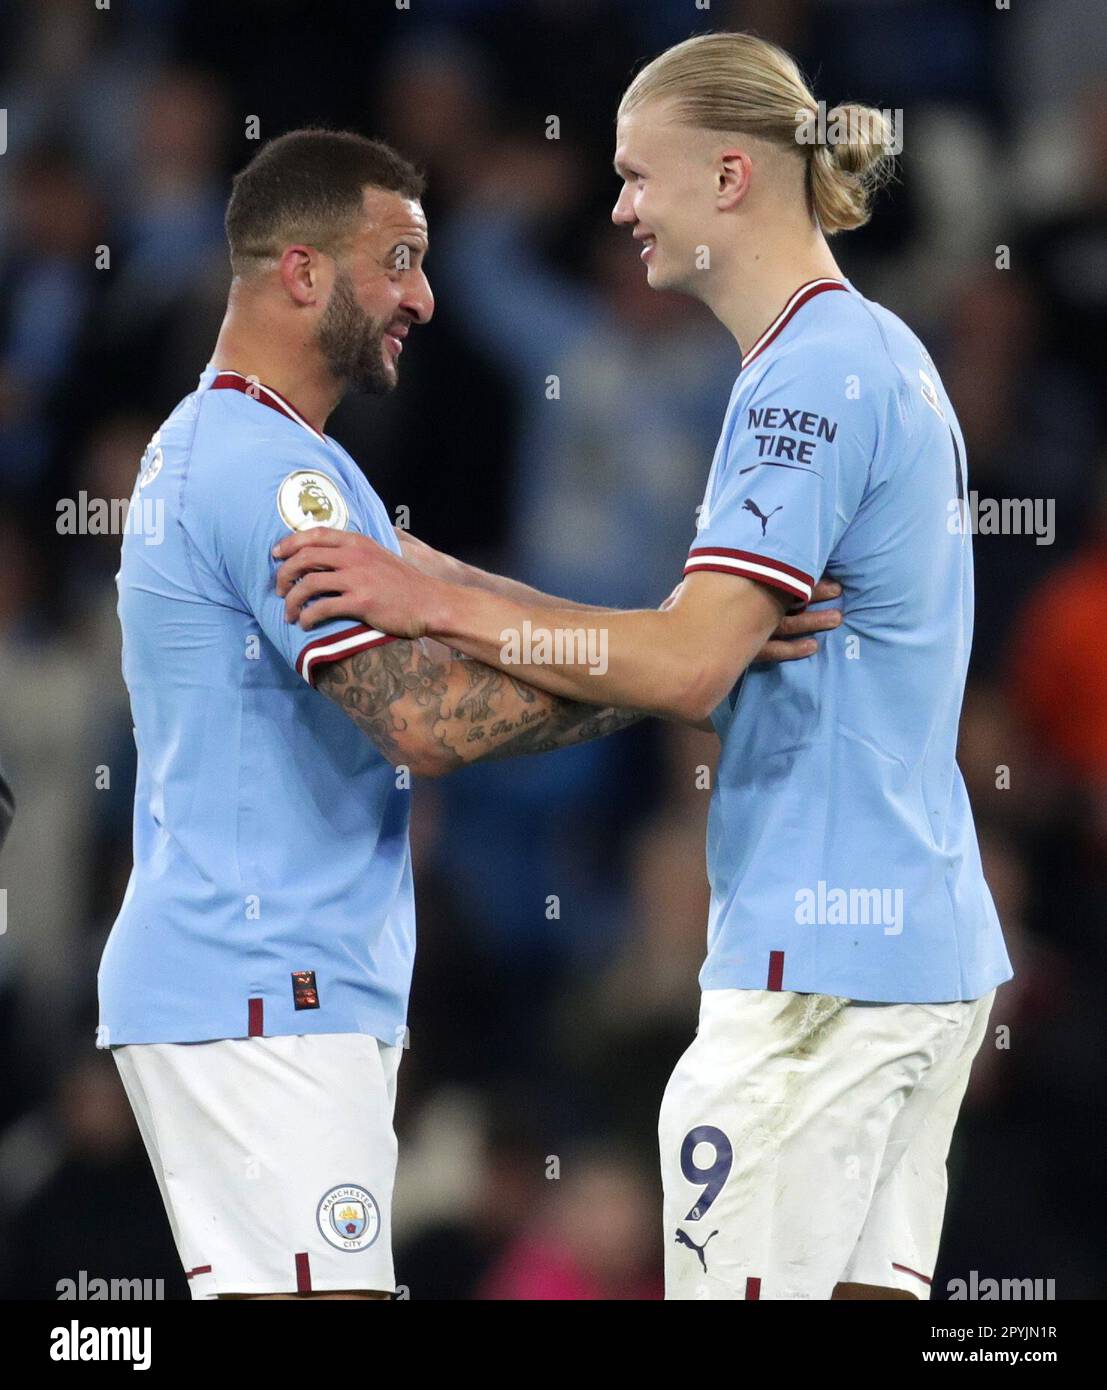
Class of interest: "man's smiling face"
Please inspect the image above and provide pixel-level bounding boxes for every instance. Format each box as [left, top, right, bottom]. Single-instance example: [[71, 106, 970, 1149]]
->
[[611, 102, 720, 297], [317, 187, 434, 395]]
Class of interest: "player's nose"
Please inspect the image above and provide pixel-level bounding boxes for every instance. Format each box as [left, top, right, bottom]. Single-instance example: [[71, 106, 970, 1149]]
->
[[402, 269, 434, 325], [612, 186, 635, 226]]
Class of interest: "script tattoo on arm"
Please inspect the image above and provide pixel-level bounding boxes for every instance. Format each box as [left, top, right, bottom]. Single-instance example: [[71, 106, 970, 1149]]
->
[[315, 639, 646, 774]]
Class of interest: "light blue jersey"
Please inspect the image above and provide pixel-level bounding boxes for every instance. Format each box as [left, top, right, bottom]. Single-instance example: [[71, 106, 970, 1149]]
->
[[686, 279, 1011, 1003], [98, 367, 414, 1045]]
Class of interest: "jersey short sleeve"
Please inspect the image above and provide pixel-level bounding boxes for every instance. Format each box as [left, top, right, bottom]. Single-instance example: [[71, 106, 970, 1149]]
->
[[183, 431, 398, 686], [686, 357, 878, 608]]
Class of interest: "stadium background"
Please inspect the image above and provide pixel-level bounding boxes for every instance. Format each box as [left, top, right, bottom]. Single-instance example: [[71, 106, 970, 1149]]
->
[[0, 0, 1104, 1300]]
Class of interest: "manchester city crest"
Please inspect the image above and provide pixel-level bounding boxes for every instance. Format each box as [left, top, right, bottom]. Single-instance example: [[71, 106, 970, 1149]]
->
[[138, 431, 164, 489], [317, 1184, 381, 1251]]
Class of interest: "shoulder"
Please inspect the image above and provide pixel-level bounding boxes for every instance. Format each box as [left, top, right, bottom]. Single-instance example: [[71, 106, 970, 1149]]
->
[[185, 396, 353, 531], [777, 292, 899, 390], [321, 436, 399, 552], [190, 391, 329, 488], [736, 295, 909, 448]]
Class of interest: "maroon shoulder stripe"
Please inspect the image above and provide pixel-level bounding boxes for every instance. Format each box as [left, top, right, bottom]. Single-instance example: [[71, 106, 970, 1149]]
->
[[684, 548, 814, 606], [209, 371, 326, 440], [741, 279, 848, 372], [687, 548, 813, 587], [296, 624, 398, 686]]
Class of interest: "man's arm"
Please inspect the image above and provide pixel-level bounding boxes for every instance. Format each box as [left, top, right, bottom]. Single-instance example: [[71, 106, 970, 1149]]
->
[[398, 526, 842, 659], [315, 638, 646, 778], [276, 532, 822, 725], [421, 571, 788, 723], [396, 527, 614, 614]]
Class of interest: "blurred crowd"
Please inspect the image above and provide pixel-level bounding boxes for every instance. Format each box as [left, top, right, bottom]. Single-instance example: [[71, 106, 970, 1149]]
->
[[0, 0, 1105, 1299]]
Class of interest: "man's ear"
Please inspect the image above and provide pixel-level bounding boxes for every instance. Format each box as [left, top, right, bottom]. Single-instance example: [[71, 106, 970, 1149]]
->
[[716, 148, 753, 211], [278, 245, 325, 307]]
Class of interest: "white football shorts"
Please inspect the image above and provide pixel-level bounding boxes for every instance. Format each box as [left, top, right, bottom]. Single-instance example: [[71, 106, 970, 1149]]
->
[[113, 1031, 401, 1298], [659, 987, 996, 1300]]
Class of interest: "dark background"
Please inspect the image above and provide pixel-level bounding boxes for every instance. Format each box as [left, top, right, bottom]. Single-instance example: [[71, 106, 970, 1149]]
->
[[0, 0, 1104, 1300]]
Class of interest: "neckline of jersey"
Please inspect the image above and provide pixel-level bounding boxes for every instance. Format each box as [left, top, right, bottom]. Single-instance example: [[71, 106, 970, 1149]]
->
[[207, 368, 327, 442], [740, 278, 850, 372]]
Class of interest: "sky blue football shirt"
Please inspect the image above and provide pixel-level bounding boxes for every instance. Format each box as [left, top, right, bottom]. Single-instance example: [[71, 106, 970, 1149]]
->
[[98, 367, 415, 1045], [686, 279, 1012, 1003]]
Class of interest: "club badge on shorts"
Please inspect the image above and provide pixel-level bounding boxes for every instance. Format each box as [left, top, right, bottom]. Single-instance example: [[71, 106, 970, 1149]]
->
[[277, 471, 350, 532], [291, 970, 319, 1010], [317, 1184, 381, 1251]]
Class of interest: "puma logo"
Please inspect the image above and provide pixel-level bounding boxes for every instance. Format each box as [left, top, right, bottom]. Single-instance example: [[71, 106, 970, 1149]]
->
[[743, 498, 782, 536], [675, 1228, 719, 1272]]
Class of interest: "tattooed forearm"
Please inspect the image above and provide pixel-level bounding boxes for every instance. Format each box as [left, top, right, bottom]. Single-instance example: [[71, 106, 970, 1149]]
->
[[316, 639, 441, 766], [316, 639, 647, 775], [476, 699, 645, 761]]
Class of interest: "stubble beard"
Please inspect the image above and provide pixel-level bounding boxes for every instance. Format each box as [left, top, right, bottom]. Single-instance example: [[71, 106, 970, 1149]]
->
[[317, 267, 397, 397]]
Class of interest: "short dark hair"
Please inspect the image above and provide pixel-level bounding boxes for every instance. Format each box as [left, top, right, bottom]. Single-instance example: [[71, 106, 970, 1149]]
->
[[225, 128, 425, 275]]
